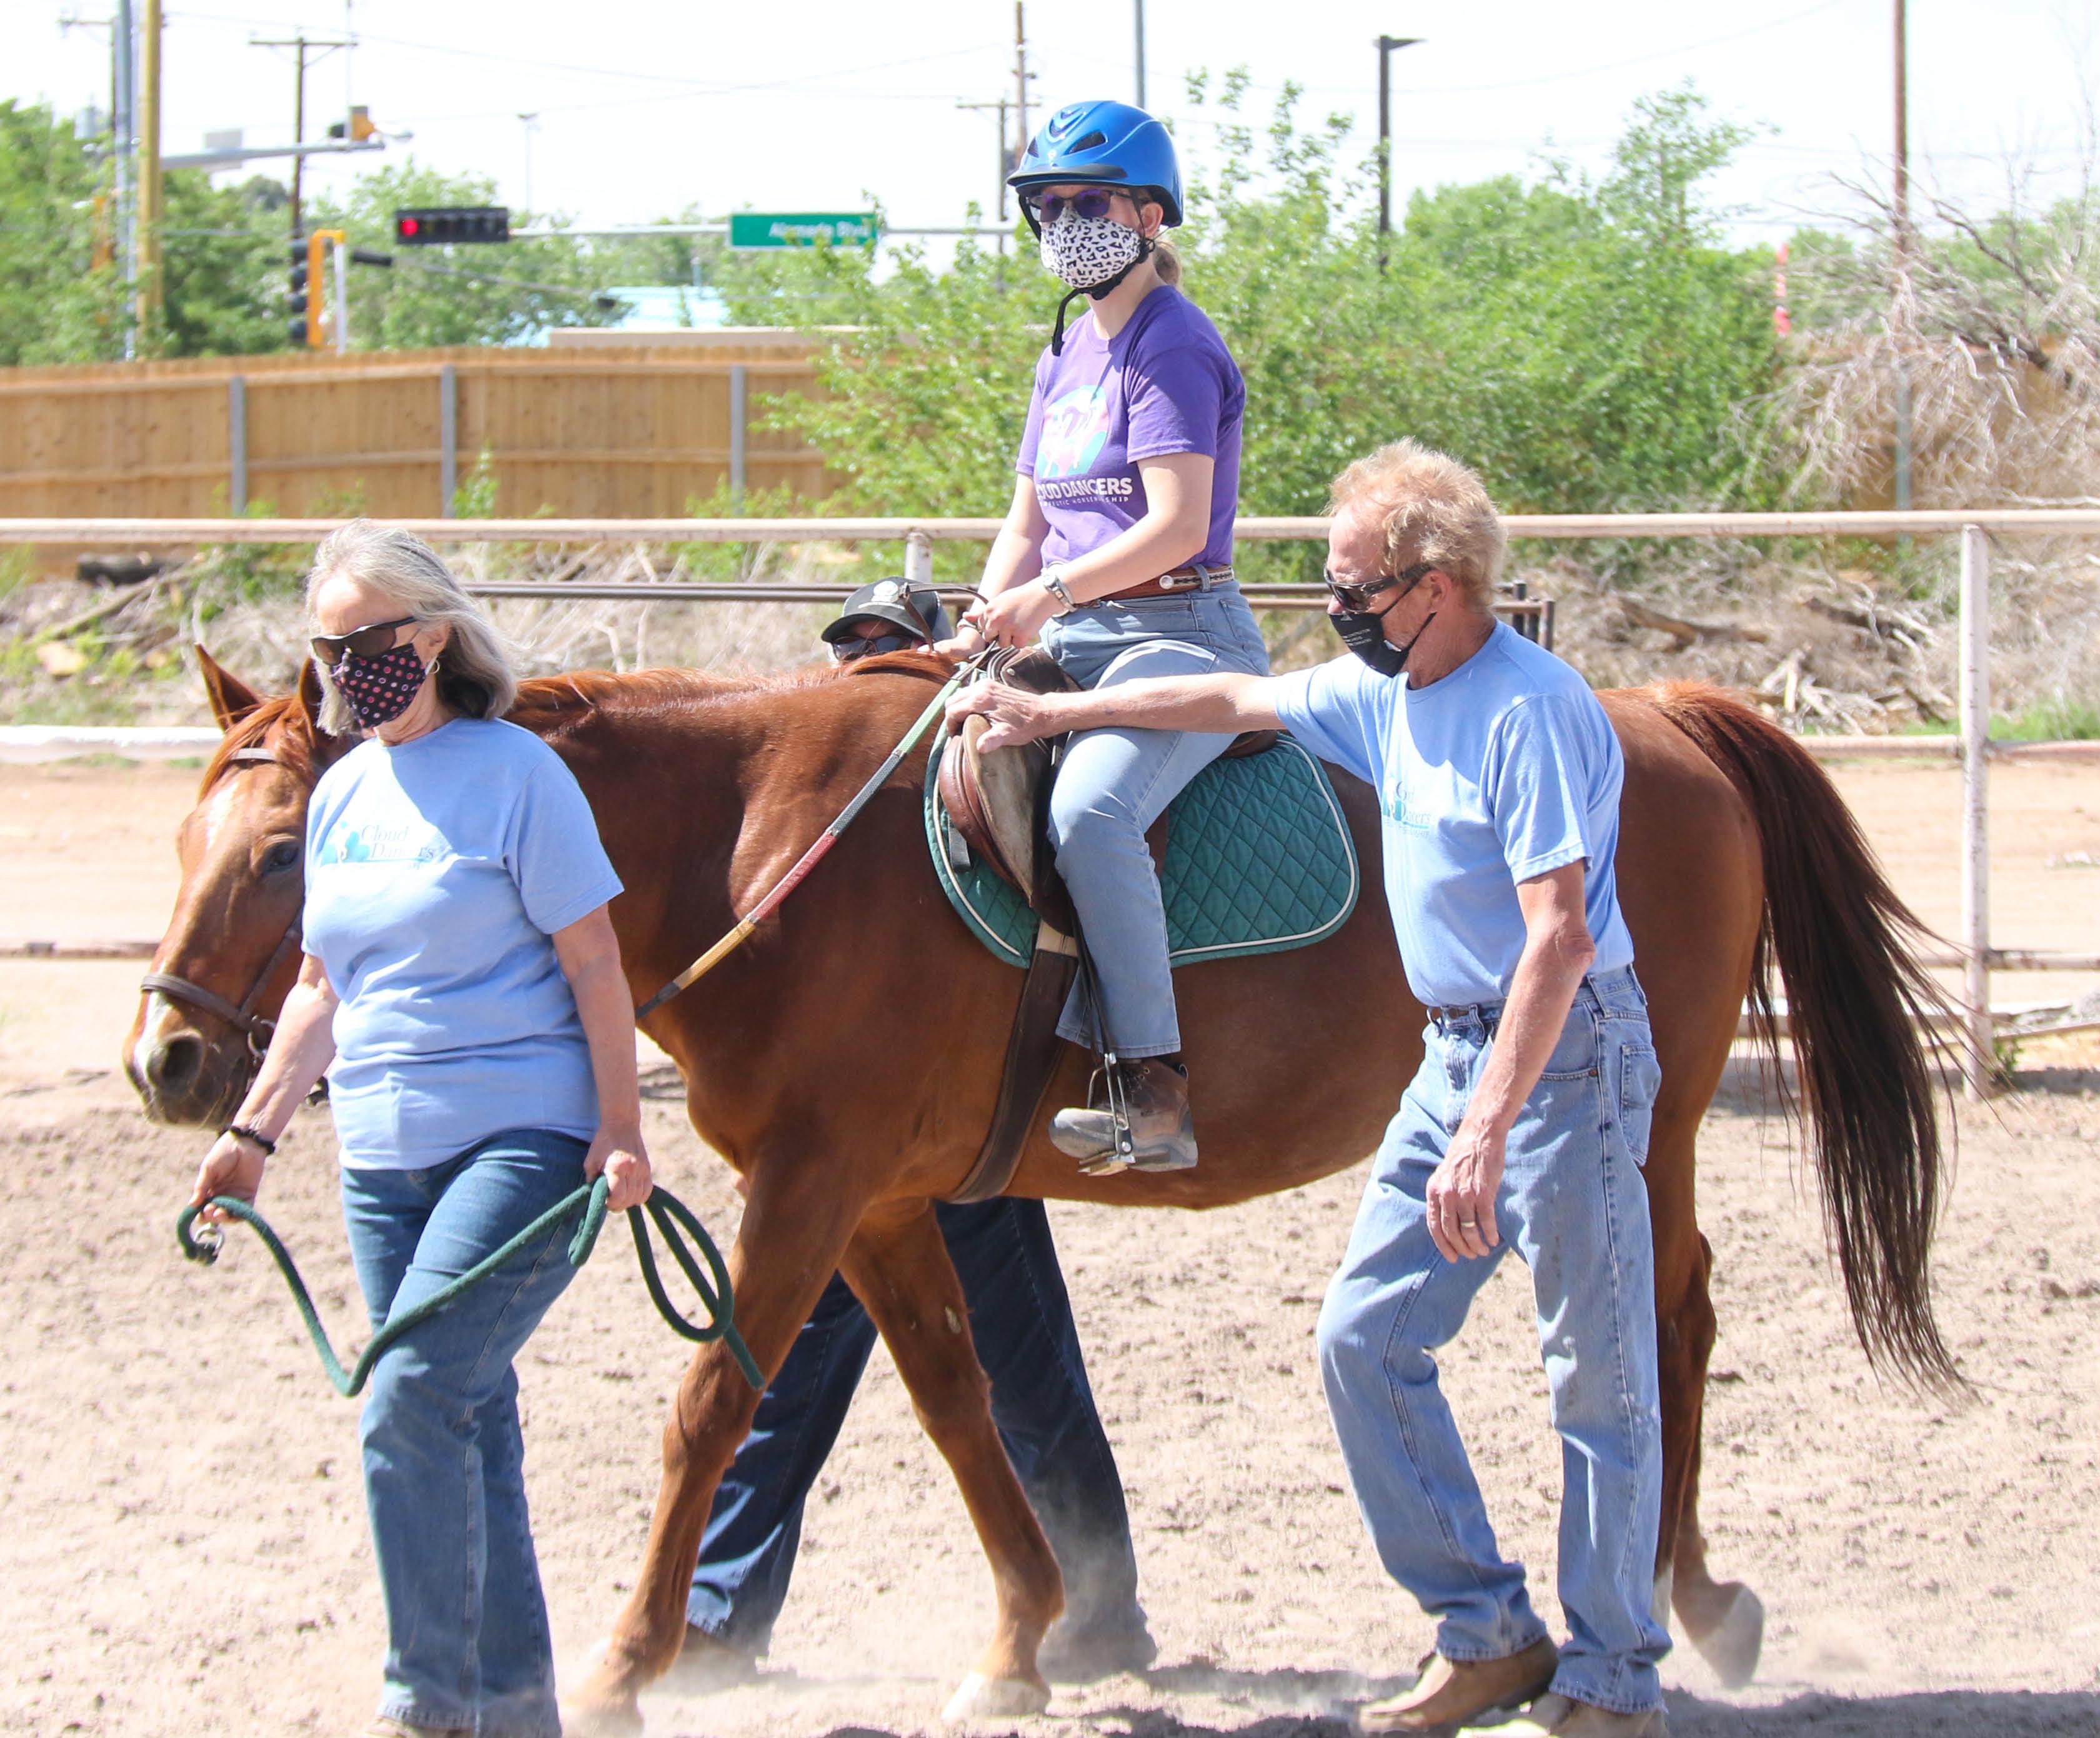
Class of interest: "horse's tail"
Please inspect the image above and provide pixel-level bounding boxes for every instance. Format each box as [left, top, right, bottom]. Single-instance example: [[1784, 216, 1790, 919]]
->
[[1643, 681, 1959, 1389]]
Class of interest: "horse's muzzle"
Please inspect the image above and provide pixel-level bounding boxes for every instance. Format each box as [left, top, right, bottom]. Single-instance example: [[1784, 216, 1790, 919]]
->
[[125, 994, 252, 1128]]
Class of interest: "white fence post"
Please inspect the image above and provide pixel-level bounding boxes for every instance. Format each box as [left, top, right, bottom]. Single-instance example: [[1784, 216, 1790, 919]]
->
[[1959, 524, 1993, 1099], [903, 529, 933, 587]]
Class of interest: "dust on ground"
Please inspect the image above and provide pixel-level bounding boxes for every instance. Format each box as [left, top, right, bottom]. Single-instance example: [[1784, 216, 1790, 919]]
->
[[1, 759, 2097, 1737]]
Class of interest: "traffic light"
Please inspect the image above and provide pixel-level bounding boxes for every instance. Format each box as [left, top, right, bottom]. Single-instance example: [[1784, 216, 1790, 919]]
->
[[326, 106, 377, 142], [393, 206, 510, 246], [286, 242, 310, 347]]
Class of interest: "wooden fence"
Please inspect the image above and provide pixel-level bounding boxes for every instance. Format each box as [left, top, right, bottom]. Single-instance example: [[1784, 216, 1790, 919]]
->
[[0, 338, 829, 530]]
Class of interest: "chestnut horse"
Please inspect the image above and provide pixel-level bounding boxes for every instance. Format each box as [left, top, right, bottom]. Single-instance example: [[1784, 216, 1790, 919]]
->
[[127, 649, 1949, 1734]]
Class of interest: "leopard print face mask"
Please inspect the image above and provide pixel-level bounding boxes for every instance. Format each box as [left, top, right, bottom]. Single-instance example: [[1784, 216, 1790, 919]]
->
[[1038, 208, 1145, 292]]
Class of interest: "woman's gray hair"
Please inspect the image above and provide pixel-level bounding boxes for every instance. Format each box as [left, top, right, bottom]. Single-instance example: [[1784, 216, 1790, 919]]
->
[[306, 519, 520, 736]]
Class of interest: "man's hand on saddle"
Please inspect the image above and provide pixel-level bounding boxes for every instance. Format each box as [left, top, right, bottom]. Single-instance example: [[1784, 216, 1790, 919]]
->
[[946, 681, 1065, 752]]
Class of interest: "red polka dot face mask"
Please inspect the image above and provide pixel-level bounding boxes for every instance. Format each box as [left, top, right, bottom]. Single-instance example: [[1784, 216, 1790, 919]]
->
[[330, 638, 432, 730]]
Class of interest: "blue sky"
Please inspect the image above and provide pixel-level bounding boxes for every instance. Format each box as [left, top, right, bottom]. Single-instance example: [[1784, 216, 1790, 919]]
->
[[7, 0, 2096, 248]]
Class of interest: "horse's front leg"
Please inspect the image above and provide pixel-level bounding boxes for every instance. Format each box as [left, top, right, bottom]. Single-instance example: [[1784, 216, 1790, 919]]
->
[[565, 1163, 865, 1736], [840, 1199, 1066, 1720]]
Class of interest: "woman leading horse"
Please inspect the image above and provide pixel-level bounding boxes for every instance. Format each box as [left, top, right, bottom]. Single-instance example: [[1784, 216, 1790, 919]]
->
[[942, 99, 1270, 1174]]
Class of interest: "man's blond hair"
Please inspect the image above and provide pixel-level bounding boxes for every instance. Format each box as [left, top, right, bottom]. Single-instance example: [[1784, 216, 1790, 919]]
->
[[1328, 439, 1506, 609]]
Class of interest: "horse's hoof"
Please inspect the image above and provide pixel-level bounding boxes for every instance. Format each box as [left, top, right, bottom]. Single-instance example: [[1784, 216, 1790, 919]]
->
[[560, 1647, 646, 1738], [1686, 1582, 1764, 1689], [942, 1671, 1052, 1722], [558, 1699, 644, 1738]]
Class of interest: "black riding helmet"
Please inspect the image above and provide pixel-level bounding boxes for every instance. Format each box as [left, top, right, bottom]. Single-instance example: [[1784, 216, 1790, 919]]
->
[[821, 577, 952, 657]]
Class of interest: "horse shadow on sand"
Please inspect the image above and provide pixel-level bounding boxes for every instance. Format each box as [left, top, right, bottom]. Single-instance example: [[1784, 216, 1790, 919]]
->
[[670, 1660, 2100, 1737]]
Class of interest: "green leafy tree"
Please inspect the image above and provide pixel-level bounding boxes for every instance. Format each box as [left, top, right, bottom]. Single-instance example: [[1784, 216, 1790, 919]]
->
[[718, 79, 1783, 553]]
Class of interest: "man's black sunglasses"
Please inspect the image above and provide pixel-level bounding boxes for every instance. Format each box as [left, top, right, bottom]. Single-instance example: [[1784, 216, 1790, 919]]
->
[[311, 616, 417, 666], [832, 630, 922, 662], [1321, 561, 1436, 614]]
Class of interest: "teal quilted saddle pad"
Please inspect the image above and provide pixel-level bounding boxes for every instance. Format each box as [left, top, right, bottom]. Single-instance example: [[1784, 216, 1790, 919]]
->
[[924, 732, 1360, 970]]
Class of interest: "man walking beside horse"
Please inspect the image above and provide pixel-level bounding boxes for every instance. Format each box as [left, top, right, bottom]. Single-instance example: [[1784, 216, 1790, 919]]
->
[[950, 437, 1669, 1737]]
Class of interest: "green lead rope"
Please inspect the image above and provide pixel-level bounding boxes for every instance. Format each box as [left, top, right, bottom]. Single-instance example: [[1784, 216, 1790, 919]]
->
[[177, 1176, 764, 1396]]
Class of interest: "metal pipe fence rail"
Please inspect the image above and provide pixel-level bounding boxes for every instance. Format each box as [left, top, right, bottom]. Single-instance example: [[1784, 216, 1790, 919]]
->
[[12, 507, 2100, 1097]]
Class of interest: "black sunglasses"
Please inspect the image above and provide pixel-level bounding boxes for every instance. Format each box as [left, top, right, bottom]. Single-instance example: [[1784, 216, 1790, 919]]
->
[[311, 615, 417, 665], [1027, 187, 1130, 224], [832, 630, 922, 662], [1321, 561, 1436, 614]]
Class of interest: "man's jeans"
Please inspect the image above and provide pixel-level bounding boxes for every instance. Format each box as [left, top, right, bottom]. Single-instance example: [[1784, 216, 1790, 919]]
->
[[1040, 587, 1271, 1056], [1315, 967, 1669, 1717], [341, 1129, 589, 1738], [687, 1197, 1145, 1654]]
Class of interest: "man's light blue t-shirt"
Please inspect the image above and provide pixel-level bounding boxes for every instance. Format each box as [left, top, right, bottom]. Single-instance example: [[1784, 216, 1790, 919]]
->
[[1270, 622, 1635, 1009], [302, 717, 624, 1170]]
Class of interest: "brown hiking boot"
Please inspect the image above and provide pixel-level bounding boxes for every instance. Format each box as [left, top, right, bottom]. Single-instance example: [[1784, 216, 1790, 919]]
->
[[1048, 1057, 1197, 1174], [1497, 1692, 1667, 1737], [1353, 1637, 1560, 1734]]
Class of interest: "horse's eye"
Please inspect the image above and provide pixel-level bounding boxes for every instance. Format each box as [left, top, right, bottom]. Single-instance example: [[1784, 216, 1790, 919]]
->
[[262, 840, 301, 874]]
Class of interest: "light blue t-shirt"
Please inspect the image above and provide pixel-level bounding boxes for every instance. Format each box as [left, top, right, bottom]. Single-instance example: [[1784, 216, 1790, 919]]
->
[[302, 717, 624, 1170], [1270, 622, 1635, 1008]]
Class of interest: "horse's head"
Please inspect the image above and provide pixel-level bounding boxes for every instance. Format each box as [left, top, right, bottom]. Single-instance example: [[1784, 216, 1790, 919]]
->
[[125, 649, 345, 1126]]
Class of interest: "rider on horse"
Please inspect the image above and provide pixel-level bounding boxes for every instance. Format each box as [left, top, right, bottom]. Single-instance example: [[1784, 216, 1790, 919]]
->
[[943, 99, 1270, 1176]]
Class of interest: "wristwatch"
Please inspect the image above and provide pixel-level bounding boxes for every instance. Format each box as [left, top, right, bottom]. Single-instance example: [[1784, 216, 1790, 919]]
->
[[1040, 569, 1078, 616]]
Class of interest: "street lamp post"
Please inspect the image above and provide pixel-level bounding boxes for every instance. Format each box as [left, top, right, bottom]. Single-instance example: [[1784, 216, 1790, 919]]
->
[[1376, 34, 1423, 269]]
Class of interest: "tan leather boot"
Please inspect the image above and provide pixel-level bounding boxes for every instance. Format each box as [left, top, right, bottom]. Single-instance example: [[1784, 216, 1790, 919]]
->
[[1353, 1637, 1560, 1734], [1048, 1057, 1197, 1173], [1498, 1691, 1668, 1737]]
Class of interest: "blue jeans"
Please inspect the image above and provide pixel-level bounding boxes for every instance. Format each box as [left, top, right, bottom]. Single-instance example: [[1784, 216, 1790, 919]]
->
[[1315, 967, 1668, 1716], [1039, 586, 1271, 1056], [341, 1129, 589, 1738], [687, 1197, 1145, 1654]]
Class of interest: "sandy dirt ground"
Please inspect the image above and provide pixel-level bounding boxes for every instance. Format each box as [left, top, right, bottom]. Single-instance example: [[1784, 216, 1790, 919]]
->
[[2, 756, 2099, 1737]]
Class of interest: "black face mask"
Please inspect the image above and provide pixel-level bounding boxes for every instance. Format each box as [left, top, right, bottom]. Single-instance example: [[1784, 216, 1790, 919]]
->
[[1332, 604, 1435, 679]]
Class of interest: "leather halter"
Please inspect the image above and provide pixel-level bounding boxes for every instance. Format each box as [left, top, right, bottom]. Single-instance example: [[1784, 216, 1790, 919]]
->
[[139, 744, 304, 1059]]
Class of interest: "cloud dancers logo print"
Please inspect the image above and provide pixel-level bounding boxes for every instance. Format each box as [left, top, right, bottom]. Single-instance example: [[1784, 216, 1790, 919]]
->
[[1035, 384, 1113, 480]]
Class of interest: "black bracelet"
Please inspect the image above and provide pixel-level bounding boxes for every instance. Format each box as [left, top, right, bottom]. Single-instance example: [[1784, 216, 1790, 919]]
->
[[221, 1122, 277, 1156]]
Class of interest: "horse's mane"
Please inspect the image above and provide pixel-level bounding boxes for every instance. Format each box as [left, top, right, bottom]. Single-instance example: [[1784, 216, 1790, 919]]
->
[[509, 654, 953, 736], [198, 657, 957, 779]]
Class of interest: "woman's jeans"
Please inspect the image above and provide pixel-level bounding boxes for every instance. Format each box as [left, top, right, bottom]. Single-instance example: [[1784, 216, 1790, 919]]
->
[[341, 1128, 589, 1738], [1315, 967, 1670, 1716], [687, 1197, 1145, 1656], [1038, 585, 1271, 1056]]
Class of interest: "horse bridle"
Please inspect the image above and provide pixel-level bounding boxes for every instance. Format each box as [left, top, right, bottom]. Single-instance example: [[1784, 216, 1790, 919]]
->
[[139, 744, 306, 1061]]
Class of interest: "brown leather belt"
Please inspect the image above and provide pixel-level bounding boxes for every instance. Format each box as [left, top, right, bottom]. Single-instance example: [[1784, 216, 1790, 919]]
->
[[1092, 562, 1235, 605]]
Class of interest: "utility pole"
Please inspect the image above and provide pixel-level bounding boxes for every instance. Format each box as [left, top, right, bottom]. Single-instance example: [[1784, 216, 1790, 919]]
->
[[957, 98, 1013, 225], [251, 32, 354, 247], [136, 0, 162, 336], [114, 0, 136, 352], [518, 112, 540, 214], [1376, 34, 1423, 269], [1891, 0, 1913, 511], [1135, 0, 1147, 107], [1013, 2, 1032, 166]]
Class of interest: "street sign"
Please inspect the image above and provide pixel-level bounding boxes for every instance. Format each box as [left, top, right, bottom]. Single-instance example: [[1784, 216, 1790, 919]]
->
[[728, 211, 879, 249]]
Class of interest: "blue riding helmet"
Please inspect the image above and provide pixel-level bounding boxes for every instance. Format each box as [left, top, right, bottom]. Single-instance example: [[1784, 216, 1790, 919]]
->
[[1010, 100, 1183, 235]]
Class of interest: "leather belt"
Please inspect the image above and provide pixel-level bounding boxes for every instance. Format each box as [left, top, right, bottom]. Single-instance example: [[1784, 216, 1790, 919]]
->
[[1092, 562, 1235, 605]]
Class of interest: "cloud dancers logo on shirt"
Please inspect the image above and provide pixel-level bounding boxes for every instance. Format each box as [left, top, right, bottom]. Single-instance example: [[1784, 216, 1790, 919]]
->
[[318, 821, 445, 865], [1035, 384, 1113, 481]]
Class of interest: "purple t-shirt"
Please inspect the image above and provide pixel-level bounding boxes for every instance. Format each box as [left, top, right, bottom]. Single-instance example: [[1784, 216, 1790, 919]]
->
[[1015, 284, 1244, 569]]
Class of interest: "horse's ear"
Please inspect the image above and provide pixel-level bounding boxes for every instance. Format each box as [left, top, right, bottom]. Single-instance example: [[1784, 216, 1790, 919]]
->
[[295, 654, 326, 731], [195, 645, 263, 731]]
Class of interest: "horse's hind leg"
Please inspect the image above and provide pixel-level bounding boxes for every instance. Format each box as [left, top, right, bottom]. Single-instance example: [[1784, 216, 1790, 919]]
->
[[1665, 1232, 1764, 1688], [839, 1200, 1065, 1721]]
